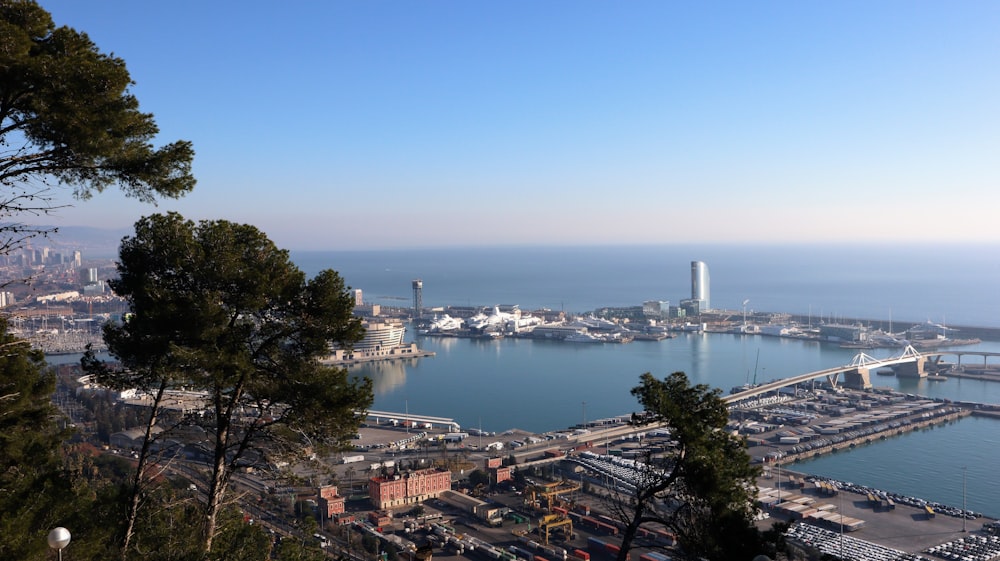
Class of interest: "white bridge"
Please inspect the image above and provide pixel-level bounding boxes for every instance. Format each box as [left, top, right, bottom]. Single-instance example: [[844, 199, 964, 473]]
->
[[725, 345, 928, 404]]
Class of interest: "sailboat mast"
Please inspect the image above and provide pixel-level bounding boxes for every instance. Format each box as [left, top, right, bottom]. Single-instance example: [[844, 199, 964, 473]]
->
[[753, 348, 760, 385]]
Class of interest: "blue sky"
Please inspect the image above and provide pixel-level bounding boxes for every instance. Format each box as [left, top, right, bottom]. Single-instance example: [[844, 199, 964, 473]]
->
[[36, 1, 1000, 250]]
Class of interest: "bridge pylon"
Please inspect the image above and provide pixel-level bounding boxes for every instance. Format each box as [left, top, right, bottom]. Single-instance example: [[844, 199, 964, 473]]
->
[[843, 367, 873, 390], [890, 345, 927, 377]]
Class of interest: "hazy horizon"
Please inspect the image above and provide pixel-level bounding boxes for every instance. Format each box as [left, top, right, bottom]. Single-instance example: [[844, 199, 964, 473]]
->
[[34, 224, 1000, 256]]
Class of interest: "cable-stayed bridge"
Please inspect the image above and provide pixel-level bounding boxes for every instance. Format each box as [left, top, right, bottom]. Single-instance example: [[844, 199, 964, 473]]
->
[[724, 345, 1000, 405]]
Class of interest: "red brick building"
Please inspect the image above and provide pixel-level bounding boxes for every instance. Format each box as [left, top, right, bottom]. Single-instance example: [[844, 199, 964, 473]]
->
[[494, 465, 512, 485], [317, 485, 346, 519], [485, 457, 511, 484], [369, 468, 452, 509]]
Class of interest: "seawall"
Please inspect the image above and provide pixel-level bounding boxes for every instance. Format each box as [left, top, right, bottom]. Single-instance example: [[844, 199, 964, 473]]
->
[[779, 409, 970, 465]]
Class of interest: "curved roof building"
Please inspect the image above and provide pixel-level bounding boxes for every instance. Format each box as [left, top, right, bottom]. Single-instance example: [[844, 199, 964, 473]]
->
[[691, 260, 710, 311]]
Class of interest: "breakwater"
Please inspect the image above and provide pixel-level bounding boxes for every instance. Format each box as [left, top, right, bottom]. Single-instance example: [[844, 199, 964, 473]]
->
[[778, 408, 970, 465], [784, 314, 1000, 342]]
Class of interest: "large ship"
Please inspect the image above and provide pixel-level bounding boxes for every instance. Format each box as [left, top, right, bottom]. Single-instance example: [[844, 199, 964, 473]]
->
[[422, 314, 464, 333]]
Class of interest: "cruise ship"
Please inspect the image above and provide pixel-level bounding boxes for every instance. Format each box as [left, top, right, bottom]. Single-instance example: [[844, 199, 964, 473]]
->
[[422, 314, 464, 333]]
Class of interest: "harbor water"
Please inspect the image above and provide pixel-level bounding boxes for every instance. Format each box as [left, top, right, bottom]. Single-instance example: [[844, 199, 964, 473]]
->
[[352, 333, 1000, 519], [289, 243, 1000, 518], [57, 244, 1000, 517]]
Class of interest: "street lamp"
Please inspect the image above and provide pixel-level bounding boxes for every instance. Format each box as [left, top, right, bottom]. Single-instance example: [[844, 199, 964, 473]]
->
[[839, 491, 844, 560], [963, 466, 968, 532], [764, 445, 782, 504], [48, 527, 71, 561]]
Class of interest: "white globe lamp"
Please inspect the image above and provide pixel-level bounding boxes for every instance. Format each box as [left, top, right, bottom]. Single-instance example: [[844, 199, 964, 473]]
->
[[47, 527, 71, 561]]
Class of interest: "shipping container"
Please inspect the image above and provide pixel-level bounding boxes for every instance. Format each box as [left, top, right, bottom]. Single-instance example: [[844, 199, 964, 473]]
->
[[509, 546, 534, 561], [653, 529, 675, 546]]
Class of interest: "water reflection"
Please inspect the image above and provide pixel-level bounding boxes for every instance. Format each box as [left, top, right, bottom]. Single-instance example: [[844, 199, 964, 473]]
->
[[350, 359, 417, 395]]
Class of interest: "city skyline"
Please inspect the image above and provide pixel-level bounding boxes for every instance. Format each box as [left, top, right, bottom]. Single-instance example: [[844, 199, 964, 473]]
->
[[32, 1, 1000, 250]]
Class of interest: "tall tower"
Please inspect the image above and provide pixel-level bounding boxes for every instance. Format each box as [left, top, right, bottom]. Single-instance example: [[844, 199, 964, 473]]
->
[[691, 261, 710, 311], [412, 279, 423, 318]]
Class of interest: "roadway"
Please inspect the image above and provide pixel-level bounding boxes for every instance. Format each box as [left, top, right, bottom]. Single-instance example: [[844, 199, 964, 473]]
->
[[725, 345, 926, 404]]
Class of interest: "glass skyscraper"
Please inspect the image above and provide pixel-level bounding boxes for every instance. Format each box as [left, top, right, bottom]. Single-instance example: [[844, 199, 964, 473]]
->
[[691, 260, 710, 311]]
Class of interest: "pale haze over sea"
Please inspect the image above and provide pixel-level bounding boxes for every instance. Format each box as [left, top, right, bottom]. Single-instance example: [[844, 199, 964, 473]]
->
[[54, 235, 1000, 517], [292, 243, 1000, 329], [63, 228, 999, 327]]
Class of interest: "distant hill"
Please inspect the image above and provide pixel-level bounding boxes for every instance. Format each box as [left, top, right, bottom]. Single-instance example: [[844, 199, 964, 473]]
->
[[29, 225, 130, 258]]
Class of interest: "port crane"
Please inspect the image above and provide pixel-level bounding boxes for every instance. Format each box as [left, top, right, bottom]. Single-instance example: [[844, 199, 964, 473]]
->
[[524, 480, 581, 511], [537, 513, 573, 544]]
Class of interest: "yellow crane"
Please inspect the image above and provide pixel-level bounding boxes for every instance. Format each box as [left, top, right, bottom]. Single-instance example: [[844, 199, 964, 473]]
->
[[524, 480, 581, 510], [538, 513, 573, 544]]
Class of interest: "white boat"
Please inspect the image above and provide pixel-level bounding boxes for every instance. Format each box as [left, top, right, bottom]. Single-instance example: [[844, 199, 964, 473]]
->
[[427, 314, 463, 332], [468, 306, 519, 331], [564, 331, 602, 343]]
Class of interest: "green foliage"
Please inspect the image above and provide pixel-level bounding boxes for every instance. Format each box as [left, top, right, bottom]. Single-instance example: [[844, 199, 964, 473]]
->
[[273, 538, 328, 561], [0, 1, 194, 253], [468, 468, 491, 489], [361, 532, 378, 553], [207, 509, 273, 561], [0, 319, 129, 561], [99, 212, 373, 554], [0, 0, 194, 199], [615, 372, 763, 561], [0, 317, 68, 559]]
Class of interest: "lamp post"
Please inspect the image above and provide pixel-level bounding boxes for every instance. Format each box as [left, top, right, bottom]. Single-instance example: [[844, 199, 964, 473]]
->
[[48, 527, 71, 561], [963, 466, 968, 532], [765, 445, 782, 504], [839, 491, 844, 560]]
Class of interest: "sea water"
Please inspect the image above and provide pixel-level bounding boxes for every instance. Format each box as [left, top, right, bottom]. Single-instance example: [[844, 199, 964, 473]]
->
[[351, 332, 1000, 518], [291, 243, 1000, 327], [56, 244, 1000, 516], [289, 243, 1000, 517]]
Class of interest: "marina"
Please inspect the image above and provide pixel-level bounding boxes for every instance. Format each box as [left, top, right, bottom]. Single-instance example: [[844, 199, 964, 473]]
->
[[345, 330, 1000, 520], [26, 244, 1000, 558]]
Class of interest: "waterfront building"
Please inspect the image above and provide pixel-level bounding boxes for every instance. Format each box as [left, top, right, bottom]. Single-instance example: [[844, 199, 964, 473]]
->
[[642, 300, 670, 319], [354, 320, 405, 350], [691, 260, 710, 311], [368, 467, 452, 509], [818, 323, 867, 344], [678, 298, 703, 316], [353, 303, 381, 318], [325, 319, 427, 363]]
